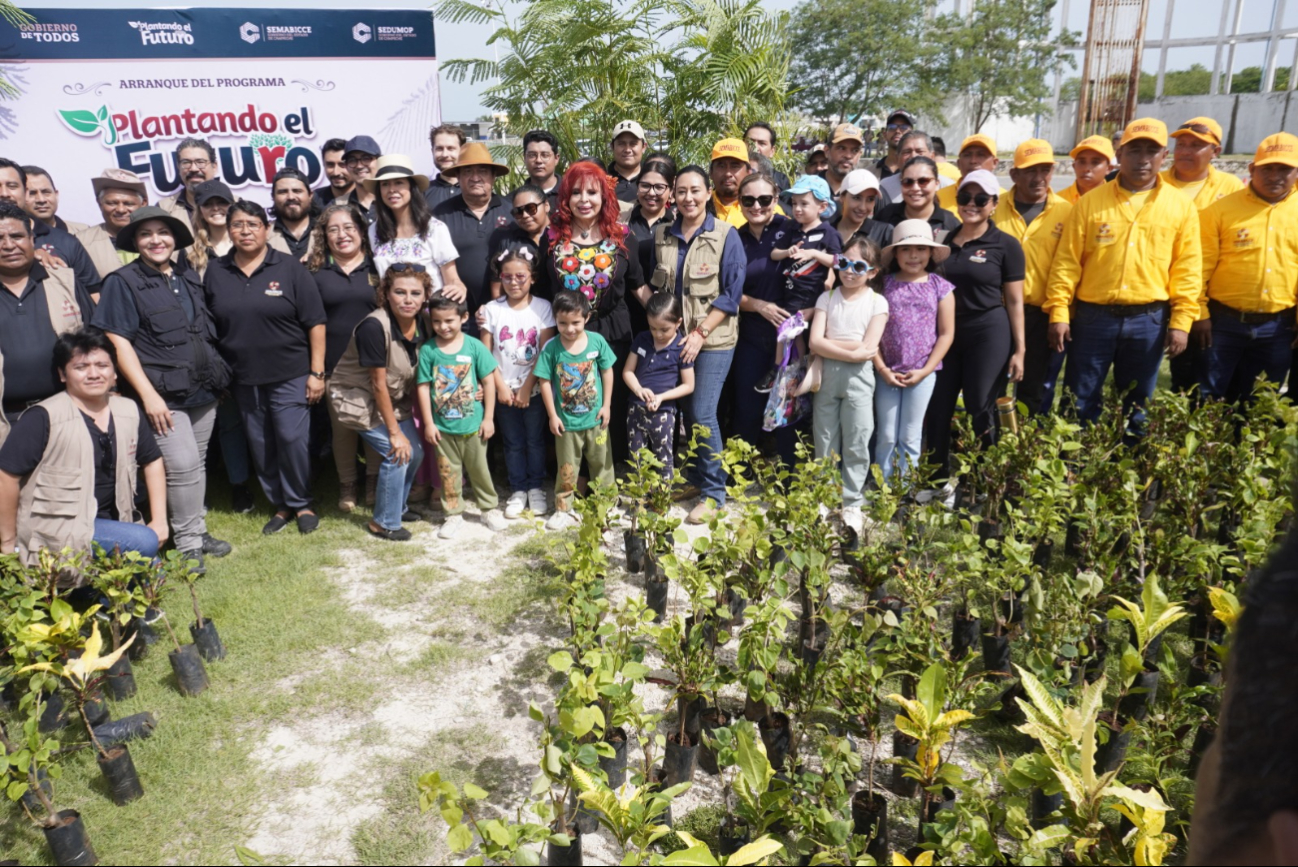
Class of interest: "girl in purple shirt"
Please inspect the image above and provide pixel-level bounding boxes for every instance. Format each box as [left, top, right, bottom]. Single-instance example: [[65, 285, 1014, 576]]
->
[[873, 219, 956, 481]]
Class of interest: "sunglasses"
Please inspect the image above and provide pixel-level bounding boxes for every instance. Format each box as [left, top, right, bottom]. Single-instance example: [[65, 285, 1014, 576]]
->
[[901, 177, 935, 187], [740, 194, 775, 208], [956, 191, 995, 208], [1176, 122, 1216, 140], [511, 202, 545, 217], [887, 123, 912, 132], [388, 262, 427, 274], [835, 256, 875, 274]]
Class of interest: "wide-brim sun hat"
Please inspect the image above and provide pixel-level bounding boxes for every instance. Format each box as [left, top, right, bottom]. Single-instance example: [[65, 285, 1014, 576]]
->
[[91, 168, 148, 200], [440, 141, 510, 180], [880, 218, 950, 268], [361, 154, 431, 193], [115, 204, 194, 252]]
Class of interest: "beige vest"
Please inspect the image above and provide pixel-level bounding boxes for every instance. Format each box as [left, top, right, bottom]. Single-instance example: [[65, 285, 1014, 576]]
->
[[157, 194, 194, 232], [16, 392, 141, 565], [328, 309, 421, 431], [0, 266, 85, 446], [649, 220, 738, 350], [72, 222, 136, 280]]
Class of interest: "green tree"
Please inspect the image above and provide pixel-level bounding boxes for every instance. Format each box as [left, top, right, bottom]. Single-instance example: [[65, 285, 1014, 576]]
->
[[934, 0, 1078, 132], [787, 0, 943, 126], [1232, 64, 1291, 93], [0, 2, 33, 98], [436, 0, 791, 167]]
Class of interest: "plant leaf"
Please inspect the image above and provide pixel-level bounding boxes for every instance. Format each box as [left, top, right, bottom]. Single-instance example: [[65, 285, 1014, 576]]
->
[[725, 836, 784, 865], [58, 109, 101, 135]]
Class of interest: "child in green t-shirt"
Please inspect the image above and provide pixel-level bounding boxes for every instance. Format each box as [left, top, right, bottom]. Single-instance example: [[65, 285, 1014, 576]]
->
[[529, 290, 616, 530], [416, 293, 505, 539]]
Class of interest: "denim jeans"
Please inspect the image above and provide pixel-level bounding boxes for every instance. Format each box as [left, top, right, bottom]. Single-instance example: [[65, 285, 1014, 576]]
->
[[874, 371, 938, 481], [93, 519, 159, 558], [357, 418, 424, 531], [1064, 301, 1168, 431], [1203, 312, 1294, 400], [683, 347, 735, 505], [496, 401, 547, 492]]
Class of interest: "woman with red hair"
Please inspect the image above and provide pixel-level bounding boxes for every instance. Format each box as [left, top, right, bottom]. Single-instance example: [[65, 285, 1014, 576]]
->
[[544, 160, 648, 461]]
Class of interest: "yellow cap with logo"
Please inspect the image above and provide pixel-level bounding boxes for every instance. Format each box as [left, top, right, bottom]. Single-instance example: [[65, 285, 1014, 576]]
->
[[1069, 135, 1116, 162], [959, 134, 997, 156], [1013, 139, 1055, 169], [710, 137, 748, 162], [1254, 132, 1298, 168], [1118, 118, 1169, 149], [1170, 117, 1223, 146]]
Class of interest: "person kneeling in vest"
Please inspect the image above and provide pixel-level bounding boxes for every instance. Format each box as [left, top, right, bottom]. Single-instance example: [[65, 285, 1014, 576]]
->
[[0, 327, 168, 564], [91, 206, 234, 572]]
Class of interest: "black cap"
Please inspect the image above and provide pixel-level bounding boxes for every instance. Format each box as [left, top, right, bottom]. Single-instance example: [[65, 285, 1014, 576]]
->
[[887, 109, 917, 126], [343, 135, 382, 158], [194, 179, 234, 207]]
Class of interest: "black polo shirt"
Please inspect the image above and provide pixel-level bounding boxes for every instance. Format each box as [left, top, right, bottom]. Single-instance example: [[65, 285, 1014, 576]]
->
[[830, 215, 893, 250], [943, 220, 1026, 318], [423, 176, 460, 210], [432, 193, 514, 314], [272, 216, 317, 261], [875, 203, 961, 242], [0, 263, 96, 407], [313, 258, 378, 372], [738, 214, 791, 352], [32, 219, 101, 294], [203, 247, 326, 386], [513, 175, 562, 210], [606, 162, 641, 203], [311, 187, 377, 226], [486, 223, 552, 300], [874, 156, 898, 180], [0, 406, 161, 519], [355, 309, 423, 368]]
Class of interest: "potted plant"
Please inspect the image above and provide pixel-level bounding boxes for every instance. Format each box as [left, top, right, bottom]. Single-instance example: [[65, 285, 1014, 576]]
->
[[160, 549, 226, 662], [418, 771, 563, 866], [86, 546, 152, 699], [888, 662, 976, 834]]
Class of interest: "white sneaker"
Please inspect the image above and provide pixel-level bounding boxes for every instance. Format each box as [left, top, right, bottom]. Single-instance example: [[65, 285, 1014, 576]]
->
[[484, 509, 508, 532], [546, 510, 579, 531], [938, 481, 958, 510], [842, 506, 863, 536], [504, 490, 528, 519], [439, 514, 465, 539], [528, 488, 548, 516]]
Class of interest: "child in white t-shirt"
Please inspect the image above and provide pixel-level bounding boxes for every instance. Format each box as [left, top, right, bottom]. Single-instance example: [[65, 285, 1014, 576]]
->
[[480, 249, 556, 518], [808, 232, 889, 536]]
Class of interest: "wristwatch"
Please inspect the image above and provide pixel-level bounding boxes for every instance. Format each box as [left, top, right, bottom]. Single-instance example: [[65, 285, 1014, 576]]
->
[[310, 371, 326, 380], [693, 325, 711, 339]]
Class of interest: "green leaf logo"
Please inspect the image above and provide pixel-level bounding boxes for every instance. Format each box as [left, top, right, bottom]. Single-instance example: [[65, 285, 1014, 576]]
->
[[58, 106, 116, 146]]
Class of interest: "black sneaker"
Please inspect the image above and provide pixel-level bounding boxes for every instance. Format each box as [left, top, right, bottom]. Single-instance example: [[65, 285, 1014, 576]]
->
[[262, 513, 291, 535], [401, 510, 422, 523], [180, 550, 206, 575], [231, 484, 255, 514], [754, 369, 777, 394], [201, 533, 232, 558]]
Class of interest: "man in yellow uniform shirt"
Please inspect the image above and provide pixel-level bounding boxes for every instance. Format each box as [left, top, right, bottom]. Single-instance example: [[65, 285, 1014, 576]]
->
[[1162, 116, 1246, 393], [1044, 118, 1202, 428], [1059, 135, 1115, 204], [1194, 133, 1298, 400], [936, 134, 1008, 211], [994, 139, 1073, 414]]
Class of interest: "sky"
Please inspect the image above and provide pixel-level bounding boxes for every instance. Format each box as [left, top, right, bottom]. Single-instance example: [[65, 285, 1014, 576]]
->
[[20, 0, 1289, 122]]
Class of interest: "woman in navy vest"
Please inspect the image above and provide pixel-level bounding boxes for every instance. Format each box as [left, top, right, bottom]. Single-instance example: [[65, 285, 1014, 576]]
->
[[92, 205, 234, 571]]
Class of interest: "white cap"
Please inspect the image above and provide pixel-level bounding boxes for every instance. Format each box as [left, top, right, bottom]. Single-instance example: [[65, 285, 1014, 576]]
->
[[611, 120, 646, 143], [839, 168, 880, 196]]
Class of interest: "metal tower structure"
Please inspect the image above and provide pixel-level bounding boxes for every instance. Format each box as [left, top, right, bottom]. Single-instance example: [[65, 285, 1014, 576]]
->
[[1075, 0, 1151, 140]]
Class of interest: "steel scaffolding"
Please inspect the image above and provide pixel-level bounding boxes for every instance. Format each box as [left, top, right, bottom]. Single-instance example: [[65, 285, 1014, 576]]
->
[[1076, 0, 1152, 140]]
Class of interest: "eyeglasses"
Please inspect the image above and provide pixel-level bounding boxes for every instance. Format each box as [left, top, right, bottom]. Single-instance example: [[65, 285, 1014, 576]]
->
[[524, 150, 555, 160], [638, 182, 669, 195], [178, 159, 211, 170], [229, 221, 264, 231], [511, 202, 545, 217], [835, 256, 875, 274], [887, 123, 912, 132], [956, 191, 995, 208], [326, 224, 360, 237], [740, 194, 775, 208], [388, 262, 427, 273], [344, 155, 375, 168], [901, 177, 935, 187]]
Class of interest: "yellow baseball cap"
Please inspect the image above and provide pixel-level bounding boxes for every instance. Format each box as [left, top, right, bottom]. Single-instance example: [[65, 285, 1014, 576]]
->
[[831, 123, 864, 145], [959, 134, 997, 156], [710, 137, 748, 162], [1069, 135, 1116, 162], [1170, 117, 1223, 146], [1013, 139, 1055, 169], [1118, 118, 1169, 149], [1253, 132, 1298, 168]]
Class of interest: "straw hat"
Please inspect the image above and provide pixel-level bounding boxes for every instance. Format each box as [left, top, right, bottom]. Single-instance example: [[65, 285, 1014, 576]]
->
[[439, 142, 509, 180], [361, 154, 430, 193], [880, 218, 950, 267]]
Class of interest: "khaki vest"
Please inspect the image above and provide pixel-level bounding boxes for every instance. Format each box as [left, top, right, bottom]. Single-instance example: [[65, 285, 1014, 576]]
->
[[328, 309, 421, 431], [0, 266, 85, 446], [649, 220, 738, 351], [72, 222, 135, 280], [16, 392, 141, 565], [157, 194, 194, 232]]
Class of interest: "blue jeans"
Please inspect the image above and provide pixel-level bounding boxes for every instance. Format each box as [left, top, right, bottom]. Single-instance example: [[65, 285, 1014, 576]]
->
[[1203, 311, 1294, 400], [683, 347, 735, 505], [874, 371, 937, 481], [1064, 301, 1167, 431], [357, 418, 424, 531], [496, 401, 547, 491], [93, 519, 159, 558]]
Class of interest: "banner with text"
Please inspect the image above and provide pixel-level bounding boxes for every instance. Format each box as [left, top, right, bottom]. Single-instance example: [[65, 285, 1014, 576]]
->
[[0, 7, 440, 221]]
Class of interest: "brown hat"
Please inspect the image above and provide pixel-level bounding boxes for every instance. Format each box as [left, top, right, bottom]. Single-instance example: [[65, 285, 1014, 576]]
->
[[440, 142, 509, 180], [361, 155, 430, 194], [91, 168, 147, 200]]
